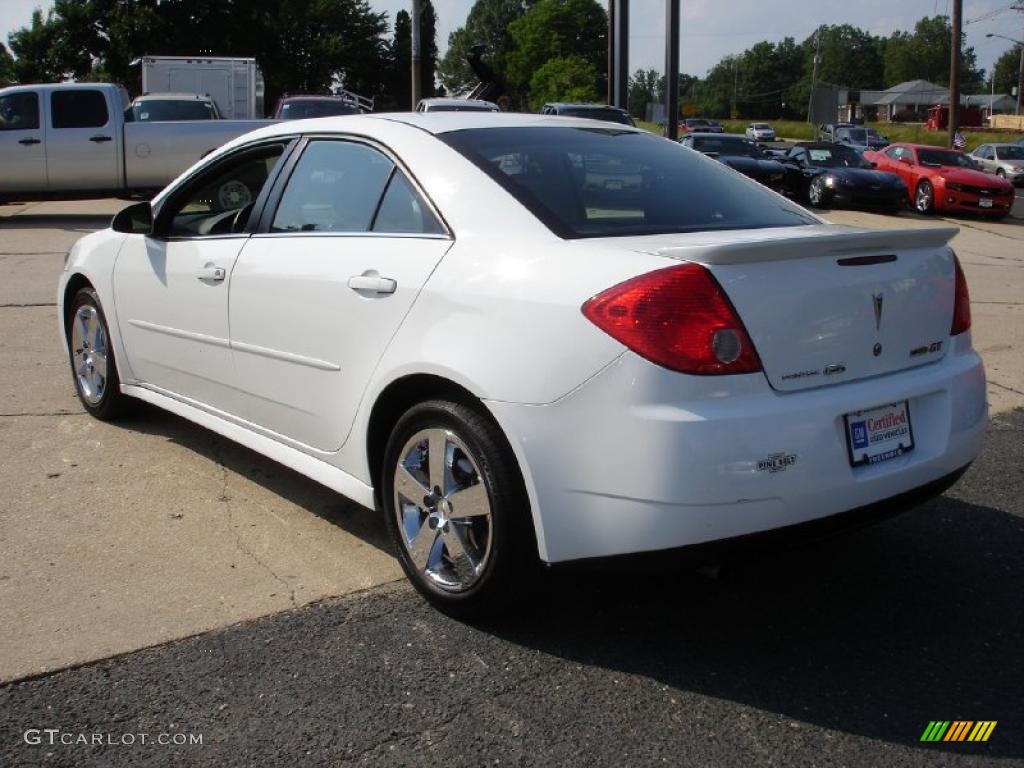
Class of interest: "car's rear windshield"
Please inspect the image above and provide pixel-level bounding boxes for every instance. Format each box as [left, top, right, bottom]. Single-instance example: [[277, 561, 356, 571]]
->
[[558, 107, 632, 125], [691, 136, 762, 158], [130, 100, 217, 121], [441, 127, 816, 239], [279, 100, 359, 119]]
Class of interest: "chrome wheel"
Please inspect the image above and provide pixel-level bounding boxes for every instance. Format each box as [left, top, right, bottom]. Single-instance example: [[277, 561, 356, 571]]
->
[[915, 182, 933, 213], [71, 304, 108, 405], [808, 178, 825, 206], [393, 428, 493, 593]]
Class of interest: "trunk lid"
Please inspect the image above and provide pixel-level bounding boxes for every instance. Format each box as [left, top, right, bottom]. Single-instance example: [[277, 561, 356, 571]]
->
[[601, 224, 959, 391]]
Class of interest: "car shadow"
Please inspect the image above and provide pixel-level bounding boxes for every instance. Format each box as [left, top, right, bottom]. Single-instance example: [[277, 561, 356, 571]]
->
[[475, 413, 1024, 757], [118, 401, 395, 558]]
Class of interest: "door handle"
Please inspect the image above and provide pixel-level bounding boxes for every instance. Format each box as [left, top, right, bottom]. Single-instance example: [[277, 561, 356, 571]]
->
[[18, 137, 41, 146], [197, 265, 226, 282], [89, 135, 113, 143], [348, 274, 396, 294]]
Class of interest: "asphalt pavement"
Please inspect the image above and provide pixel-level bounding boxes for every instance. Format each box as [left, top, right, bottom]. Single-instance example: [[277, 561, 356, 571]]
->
[[2, 407, 1022, 767]]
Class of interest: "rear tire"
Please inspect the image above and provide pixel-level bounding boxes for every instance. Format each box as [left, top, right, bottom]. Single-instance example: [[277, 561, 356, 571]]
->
[[66, 287, 131, 420], [382, 399, 536, 618]]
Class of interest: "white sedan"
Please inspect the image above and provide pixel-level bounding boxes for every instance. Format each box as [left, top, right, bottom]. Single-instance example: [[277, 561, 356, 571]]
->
[[746, 122, 776, 141], [59, 113, 987, 615]]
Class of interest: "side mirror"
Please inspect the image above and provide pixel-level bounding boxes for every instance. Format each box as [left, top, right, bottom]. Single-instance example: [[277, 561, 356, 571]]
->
[[111, 202, 153, 235], [869, 161, 878, 168], [899, 156, 912, 165]]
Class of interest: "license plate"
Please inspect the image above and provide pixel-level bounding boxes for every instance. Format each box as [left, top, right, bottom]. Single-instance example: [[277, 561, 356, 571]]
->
[[844, 401, 914, 467], [978, 198, 993, 208]]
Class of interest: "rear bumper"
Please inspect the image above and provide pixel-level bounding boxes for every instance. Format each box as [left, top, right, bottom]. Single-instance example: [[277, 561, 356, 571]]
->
[[487, 335, 987, 563]]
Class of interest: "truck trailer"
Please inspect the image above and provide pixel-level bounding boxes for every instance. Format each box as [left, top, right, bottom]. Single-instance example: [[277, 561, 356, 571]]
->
[[137, 56, 266, 119]]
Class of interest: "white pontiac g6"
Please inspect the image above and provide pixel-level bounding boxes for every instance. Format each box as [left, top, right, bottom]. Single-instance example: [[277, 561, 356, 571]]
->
[[59, 113, 987, 614]]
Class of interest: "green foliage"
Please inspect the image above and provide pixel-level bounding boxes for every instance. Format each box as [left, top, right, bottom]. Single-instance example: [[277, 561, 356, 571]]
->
[[628, 68, 661, 118], [528, 55, 596, 110], [883, 16, 984, 90], [0, 42, 15, 85], [4, 0, 396, 110], [506, 0, 606, 106], [437, 0, 529, 96], [991, 47, 1022, 96]]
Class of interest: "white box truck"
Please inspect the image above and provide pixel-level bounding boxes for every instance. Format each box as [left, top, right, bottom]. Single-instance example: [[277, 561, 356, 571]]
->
[[138, 56, 266, 119]]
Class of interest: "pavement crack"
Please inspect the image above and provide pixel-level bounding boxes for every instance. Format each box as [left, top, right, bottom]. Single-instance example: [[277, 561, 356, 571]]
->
[[989, 380, 1024, 398], [0, 410, 84, 417], [210, 437, 297, 608]]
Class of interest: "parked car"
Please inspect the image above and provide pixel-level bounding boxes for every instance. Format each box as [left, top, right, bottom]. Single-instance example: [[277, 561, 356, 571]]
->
[[817, 122, 853, 141], [745, 122, 775, 142], [780, 143, 906, 212], [835, 125, 889, 151], [418, 97, 499, 113], [679, 133, 786, 190], [680, 118, 723, 134], [61, 113, 986, 614], [273, 95, 362, 119], [865, 143, 1014, 218], [540, 103, 633, 125], [127, 93, 221, 122], [0, 83, 271, 202], [969, 143, 1024, 186]]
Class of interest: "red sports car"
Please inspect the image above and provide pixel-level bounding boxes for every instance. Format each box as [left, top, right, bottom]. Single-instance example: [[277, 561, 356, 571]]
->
[[864, 142, 1014, 219]]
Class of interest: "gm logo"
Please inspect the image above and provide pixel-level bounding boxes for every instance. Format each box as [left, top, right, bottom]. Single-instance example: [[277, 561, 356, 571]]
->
[[850, 421, 869, 450], [920, 721, 997, 742]]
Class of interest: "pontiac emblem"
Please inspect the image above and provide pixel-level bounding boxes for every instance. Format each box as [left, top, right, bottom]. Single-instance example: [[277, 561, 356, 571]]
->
[[872, 293, 884, 331]]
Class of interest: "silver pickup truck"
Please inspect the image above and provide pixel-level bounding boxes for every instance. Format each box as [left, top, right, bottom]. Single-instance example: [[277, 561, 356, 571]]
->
[[0, 82, 271, 202]]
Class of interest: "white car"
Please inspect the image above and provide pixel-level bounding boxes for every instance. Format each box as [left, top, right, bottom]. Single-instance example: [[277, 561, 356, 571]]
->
[[746, 122, 775, 141], [59, 113, 987, 615]]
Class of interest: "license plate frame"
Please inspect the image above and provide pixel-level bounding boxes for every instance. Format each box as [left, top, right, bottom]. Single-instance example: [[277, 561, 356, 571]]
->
[[843, 401, 915, 467]]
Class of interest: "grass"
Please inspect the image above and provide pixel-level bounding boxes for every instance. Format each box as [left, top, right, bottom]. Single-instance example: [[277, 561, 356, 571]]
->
[[639, 118, 1023, 152]]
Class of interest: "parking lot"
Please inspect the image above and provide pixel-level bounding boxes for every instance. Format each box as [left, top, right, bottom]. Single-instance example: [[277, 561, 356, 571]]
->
[[1, 196, 1022, 765]]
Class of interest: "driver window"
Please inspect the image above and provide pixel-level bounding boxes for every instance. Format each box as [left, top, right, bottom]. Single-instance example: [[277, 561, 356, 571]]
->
[[163, 144, 286, 237]]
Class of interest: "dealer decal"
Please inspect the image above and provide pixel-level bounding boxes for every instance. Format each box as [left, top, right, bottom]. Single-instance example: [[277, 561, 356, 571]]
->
[[757, 453, 797, 473]]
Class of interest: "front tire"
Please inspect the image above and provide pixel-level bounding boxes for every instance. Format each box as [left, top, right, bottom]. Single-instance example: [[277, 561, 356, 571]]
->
[[807, 177, 828, 207], [382, 400, 535, 617], [66, 287, 130, 420], [914, 181, 935, 214]]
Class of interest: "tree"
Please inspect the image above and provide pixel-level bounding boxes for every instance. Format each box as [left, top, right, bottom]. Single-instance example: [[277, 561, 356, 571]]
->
[[0, 43, 14, 85], [8, 9, 66, 83], [991, 46, 1022, 95], [388, 10, 412, 108], [506, 0, 607, 106], [883, 15, 983, 88], [419, 0, 438, 100], [437, 0, 529, 96], [528, 55, 596, 109], [628, 68, 661, 119]]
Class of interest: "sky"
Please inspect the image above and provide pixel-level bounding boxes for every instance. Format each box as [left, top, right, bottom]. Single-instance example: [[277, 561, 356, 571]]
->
[[2, 0, 1022, 85]]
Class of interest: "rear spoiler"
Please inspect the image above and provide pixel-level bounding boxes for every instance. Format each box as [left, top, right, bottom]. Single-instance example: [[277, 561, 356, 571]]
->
[[652, 225, 959, 266]]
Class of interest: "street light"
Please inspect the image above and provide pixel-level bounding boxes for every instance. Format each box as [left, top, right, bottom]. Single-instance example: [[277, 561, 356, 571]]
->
[[986, 32, 1024, 116]]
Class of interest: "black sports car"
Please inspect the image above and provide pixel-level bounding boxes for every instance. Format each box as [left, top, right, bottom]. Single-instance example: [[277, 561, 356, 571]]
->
[[679, 134, 786, 190], [780, 143, 906, 213]]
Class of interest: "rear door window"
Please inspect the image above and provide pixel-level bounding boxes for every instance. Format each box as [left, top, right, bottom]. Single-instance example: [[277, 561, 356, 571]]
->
[[0, 92, 40, 131], [51, 90, 109, 129], [271, 140, 394, 233]]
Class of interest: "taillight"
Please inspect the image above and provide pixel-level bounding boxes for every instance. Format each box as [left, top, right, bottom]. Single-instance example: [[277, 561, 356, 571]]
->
[[951, 256, 971, 335], [581, 263, 762, 375]]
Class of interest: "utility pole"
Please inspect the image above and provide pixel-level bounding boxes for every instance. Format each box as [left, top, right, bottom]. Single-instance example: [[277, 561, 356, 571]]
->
[[948, 0, 962, 147], [411, 0, 422, 110], [664, 0, 680, 140], [732, 58, 738, 118], [807, 26, 821, 124], [609, 0, 630, 110]]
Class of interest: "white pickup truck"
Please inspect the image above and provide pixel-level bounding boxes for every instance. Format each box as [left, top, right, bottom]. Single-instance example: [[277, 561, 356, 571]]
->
[[0, 82, 271, 202]]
